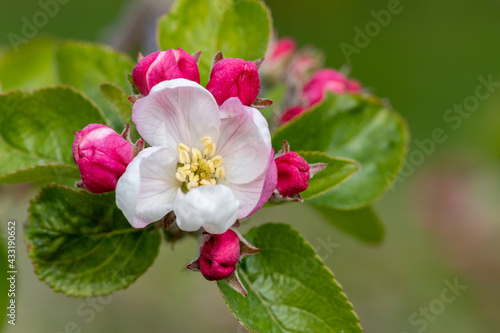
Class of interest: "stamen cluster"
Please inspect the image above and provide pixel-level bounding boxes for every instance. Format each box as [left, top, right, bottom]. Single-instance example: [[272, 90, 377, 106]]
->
[[175, 136, 226, 190]]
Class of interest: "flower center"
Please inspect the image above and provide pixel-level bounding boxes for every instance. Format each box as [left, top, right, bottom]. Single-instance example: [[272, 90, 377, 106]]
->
[[175, 136, 226, 191]]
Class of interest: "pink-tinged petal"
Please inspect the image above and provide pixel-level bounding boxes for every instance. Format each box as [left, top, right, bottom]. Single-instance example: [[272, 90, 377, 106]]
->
[[217, 97, 272, 184], [116, 147, 179, 228], [132, 79, 220, 153], [174, 185, 239, 234], [246, 150, 277, 217], [222, 149, 277, 218]]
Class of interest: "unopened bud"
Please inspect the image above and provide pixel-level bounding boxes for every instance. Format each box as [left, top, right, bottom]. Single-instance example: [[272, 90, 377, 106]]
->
[[72, 124, 135, 193], [275, 151, 310, 197], [280, 106, 305, 124], [302, 69, 361, 106], [269, 37, 296, 63], [199, 229, 240, 281], [132, 48, 200, 96], [206, 58, 261, 106]]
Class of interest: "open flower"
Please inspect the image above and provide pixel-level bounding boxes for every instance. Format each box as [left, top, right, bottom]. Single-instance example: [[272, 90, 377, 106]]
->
[[116, 79, 276, 234]]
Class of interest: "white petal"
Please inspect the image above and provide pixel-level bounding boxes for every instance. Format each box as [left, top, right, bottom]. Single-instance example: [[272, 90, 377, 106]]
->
[[221, 149, 277, 218], [217, 97, 272, 184], [174, 185, 239, 234], [133, 78, 220, 153], [116, 147, 179, 228]]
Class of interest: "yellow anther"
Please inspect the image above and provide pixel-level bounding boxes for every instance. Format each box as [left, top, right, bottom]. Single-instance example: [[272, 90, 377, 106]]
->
[[188, 173, 199, 183], [187, 181, 199, 190], [176, 137, 224, 189], [209, 143, 217, 156], [175, 172, 186, 183], [207, 160, 215, 173], [179, 150, 190, 164], [200, 179, 212, 186], [211, 155, 223, 168], [193, 147, 202, 156], [203, 143, 216, 157], [192, 148, 202, 162], [215, 166, 226, 179], [180, 164, 191, 172], [177, 143, 190, 154], [201, 136, 213, 146]]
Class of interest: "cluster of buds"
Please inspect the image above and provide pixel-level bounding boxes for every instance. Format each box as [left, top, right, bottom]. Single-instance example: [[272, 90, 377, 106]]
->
[[260, 37, 363, 125], [74, 48, 269, 195], [72, 45, 328, 297], [131, 49, 270, 109]]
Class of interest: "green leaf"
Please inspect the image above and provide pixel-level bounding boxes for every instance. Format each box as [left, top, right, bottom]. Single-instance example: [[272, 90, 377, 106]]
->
[[99, 82, 138, 141], [100, 83, 132, 124], [0, 86, 106, 184], [262, 82, 287, 123], [297, 151, 359, 200], [25, 184, 161, 297], [55, 41, 134, 130], [158, 0, 272, 85], [0, 37, 57, 91], [312, 205, 385, 243], [218, 223, 361, 333], [127, 73, 140, 95], [272, 93, 409, 210]]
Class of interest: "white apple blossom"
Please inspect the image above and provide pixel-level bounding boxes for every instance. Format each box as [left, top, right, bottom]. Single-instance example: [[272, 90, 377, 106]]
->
[[116, 79, 276, 234]]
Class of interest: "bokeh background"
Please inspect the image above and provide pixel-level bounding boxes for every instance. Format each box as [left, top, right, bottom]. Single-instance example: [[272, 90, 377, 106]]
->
[[1, 0, 500, 332]]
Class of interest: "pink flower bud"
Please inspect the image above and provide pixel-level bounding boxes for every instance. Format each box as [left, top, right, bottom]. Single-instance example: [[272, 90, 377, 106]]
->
[[206, 58, 260, 106], [260, 38, 297, 81], [132, 48, 200, 96], [269, 37, 296, 62], [280, 106, 305, 124], [287, 52, 322, 85], [199, 230, 240, 281], [72, 124, 135, 194], [275, 152, 310, 197], [302, 69, 361, 106]]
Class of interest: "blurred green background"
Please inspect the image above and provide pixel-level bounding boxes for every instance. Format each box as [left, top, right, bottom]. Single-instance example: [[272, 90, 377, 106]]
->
[[1, 0, 500, 332]]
